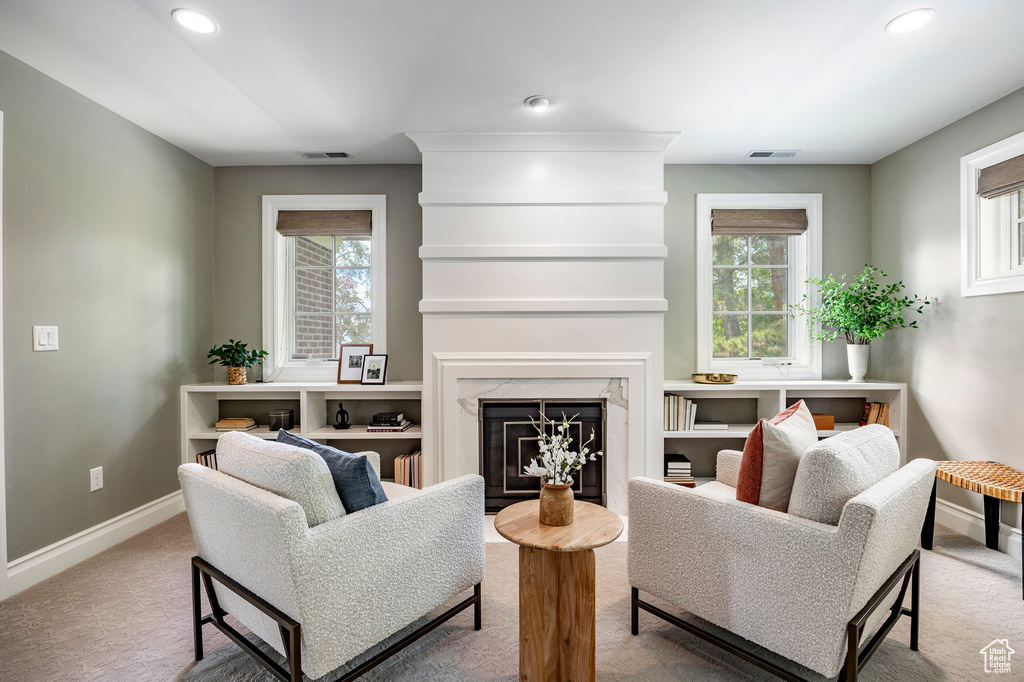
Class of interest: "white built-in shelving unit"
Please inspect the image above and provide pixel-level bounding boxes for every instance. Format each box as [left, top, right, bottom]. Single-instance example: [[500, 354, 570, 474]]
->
[[663, 379, 907, 478], [180, 382, 423, 477]]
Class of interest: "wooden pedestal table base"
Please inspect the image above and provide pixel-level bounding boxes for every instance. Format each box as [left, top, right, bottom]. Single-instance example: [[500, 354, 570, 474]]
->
[[494, 499, 623, 682]]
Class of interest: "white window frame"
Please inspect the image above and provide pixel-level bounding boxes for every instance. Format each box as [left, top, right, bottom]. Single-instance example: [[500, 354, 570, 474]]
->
[[962, 129, 1024, 297], [262, 194, 387, 382], [696, 193, 822, 380]]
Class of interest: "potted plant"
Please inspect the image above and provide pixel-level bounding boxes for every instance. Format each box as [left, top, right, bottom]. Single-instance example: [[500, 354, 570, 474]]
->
[[522, 414, 603, 526], [791, 265, 928, 382], [207, 339, 270, 385]]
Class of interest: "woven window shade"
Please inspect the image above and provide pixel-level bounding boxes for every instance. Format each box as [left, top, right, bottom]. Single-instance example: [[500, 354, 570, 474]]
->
[[977, 154, 1024, 200], [710, 209, 808, 236], [276, 210, 372, 237]]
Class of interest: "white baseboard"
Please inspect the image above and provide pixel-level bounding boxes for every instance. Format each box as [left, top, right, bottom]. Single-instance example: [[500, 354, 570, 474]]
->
[[934, 498, 1022, 560], [5, 490, 184, 597]]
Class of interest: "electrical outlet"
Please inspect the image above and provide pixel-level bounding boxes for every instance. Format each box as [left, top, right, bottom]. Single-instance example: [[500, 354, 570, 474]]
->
[[90, 466, 103, 492]]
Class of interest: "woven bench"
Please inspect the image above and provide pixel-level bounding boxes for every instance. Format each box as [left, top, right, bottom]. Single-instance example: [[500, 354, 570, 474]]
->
[[921, 460, 1024, 598]]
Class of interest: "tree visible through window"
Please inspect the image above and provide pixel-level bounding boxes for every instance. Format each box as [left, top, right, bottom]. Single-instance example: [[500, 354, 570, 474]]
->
[[712, 236, 789, 359], [292, 236, 372, 360]]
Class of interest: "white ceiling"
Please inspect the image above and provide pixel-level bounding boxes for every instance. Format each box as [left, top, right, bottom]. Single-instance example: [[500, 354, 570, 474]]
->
[[0, 0, 1021, 166]]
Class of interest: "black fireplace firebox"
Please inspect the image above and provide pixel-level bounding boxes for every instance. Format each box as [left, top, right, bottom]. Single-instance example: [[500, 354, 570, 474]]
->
[[479, 401, 605, 512]]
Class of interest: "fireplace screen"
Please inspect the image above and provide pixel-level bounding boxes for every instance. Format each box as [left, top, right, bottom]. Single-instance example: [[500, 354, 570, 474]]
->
[[479, 401, 605, 512]]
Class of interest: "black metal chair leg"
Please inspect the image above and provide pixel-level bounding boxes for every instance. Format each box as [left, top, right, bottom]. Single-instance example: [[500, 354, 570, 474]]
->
[[631, 587, 639, 636], [192, 560, 204, 662], [910, 553, 920, 651], [920, 479, 936, 550], [474, 583, 482, 631]]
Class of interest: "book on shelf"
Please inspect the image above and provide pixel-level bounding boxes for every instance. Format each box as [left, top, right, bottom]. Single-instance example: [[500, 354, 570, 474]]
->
[[693, 421, 728, 431], [215, 418, 257, 432], [859, 402, 890, 427], [196, 449, 218, 470], [664, 477, 696, 488], [394, 451, 422, 489], [371, 412, 404, 424], [664, 394, 698, 431], [366, 419, 414, 432]]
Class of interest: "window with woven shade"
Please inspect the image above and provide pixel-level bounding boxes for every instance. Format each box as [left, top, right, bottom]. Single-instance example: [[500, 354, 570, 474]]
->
[[262, 196, 387, 381], [697, 195, 822, 379], [962, 132, 1024, 297]]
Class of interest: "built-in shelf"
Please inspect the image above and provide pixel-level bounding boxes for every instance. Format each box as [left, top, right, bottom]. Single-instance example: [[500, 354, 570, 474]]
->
[[181, 381, 424, 468], [662, 379, 908, 479]]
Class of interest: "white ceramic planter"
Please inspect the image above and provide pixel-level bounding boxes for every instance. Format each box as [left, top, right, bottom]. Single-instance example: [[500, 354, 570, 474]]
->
[[847, 344, 869, 382]]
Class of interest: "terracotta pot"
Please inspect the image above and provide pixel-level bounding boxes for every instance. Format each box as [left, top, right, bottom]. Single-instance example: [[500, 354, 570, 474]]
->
[[227, 367, 248, 385], [539, 482, 574, 526]]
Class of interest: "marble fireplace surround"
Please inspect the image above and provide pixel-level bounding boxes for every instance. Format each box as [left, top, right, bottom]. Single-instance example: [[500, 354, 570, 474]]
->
[[432, 352, 655, 514]]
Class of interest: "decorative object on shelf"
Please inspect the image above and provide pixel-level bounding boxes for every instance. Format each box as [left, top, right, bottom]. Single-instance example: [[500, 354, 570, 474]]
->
[[691, 372, 737, 385], [207, 339, 269, 385], [360, 353, 388, 385], [791, 265, 929, 382], [337, 344, 373, 384], [333, 402, 351, 430], [522, 413, 603, 526], [811, 413, 835, 430], [268, 408, 294, 432]]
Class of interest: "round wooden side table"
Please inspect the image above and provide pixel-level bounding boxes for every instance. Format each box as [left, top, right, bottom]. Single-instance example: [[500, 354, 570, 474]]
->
[[494, 499, 623, 682]]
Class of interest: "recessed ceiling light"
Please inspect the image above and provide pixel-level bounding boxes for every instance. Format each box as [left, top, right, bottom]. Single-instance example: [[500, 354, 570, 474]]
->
[[524, 95, 556, 112], [171, 8, 219, 34], [885, 8, 935, 34]]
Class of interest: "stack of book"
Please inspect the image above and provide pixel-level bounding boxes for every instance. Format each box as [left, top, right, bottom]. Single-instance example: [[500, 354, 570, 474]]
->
[[196, 449, 218, 470], [215, 417, 257, 432], [394, 451, 422, 488], [664, 455, 695, 487], [859, 402, 890, 427], [367, 412, 414, 432]]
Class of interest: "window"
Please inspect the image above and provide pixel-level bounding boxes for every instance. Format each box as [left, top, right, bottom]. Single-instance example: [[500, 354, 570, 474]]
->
[[962, 130, 1024, 297], [263, 195, 386, 381], [696, 194, 822, 379]]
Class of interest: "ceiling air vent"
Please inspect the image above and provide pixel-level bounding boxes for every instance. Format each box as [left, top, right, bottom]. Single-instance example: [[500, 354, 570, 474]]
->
[[747, 150, 799, 159], [300, 152, 351, 159]]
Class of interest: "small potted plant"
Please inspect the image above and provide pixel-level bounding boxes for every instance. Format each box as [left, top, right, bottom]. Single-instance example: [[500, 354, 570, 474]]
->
[[207, 339, 269, 385], [522, 414, 602, 526], [791, 265, 928, 382]]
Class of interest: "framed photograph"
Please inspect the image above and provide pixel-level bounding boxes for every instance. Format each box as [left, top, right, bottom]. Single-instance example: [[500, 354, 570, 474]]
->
[[337, 344, 373, 384], [360, 354, 388, 385]]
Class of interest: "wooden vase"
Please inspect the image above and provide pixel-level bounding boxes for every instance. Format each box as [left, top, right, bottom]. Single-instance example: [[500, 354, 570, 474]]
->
[[227, 367, 248, 385], [539, 483, 574, 526]]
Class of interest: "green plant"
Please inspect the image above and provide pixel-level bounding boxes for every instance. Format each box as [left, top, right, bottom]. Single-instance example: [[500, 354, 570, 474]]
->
[[207, 339, 269, 368], [790, 265, 929, 345]]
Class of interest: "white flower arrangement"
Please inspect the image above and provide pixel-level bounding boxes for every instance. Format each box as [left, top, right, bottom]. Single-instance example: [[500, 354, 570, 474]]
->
[[522, 413, 603, 486]]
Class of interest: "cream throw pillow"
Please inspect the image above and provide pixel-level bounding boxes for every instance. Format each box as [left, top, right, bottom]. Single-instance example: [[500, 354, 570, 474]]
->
[[736, 400, 819, 512]]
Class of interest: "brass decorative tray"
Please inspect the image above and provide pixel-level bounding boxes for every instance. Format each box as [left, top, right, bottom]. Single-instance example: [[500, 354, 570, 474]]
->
[[691, 373, 737, 385]]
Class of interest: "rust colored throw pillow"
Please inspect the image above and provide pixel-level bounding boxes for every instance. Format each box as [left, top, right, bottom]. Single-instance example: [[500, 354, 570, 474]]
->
[[736, 400, 819, 511]]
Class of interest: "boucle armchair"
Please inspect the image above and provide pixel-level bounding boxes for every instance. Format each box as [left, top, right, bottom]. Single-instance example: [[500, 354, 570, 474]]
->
[[629, 425, 936, 682], [179, 434, 485, 682]]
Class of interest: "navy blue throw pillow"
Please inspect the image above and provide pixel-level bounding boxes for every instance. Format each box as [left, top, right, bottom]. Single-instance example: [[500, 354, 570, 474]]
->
[[276, 430, 387, 514]]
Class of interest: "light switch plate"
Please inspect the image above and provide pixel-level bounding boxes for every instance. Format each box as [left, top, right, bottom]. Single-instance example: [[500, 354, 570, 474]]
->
[[33, 326, 58, 351]]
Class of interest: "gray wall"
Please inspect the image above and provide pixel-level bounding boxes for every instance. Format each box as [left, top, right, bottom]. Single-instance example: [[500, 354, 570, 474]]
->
[[0, 51, 214, 559], [213, 166, 423, 381], [664, 165, 873, 380], [871, 86, 1024, 531]]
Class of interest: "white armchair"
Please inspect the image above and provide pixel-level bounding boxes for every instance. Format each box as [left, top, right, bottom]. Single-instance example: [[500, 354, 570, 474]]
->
[[179, 434, 485, 682], [628, 425, 936, 682]]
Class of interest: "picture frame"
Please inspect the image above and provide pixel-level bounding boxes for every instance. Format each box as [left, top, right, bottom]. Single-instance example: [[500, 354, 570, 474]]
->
[[337, 344, 373, 384], [360, 354, 388, 385]]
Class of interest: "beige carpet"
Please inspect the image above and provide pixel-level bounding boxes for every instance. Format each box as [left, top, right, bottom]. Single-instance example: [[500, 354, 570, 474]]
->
[[0, 512, 1020, 681]]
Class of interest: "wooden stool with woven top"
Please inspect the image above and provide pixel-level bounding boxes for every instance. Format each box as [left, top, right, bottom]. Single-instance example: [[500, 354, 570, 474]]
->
[[921, 460, 1024, 598]]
